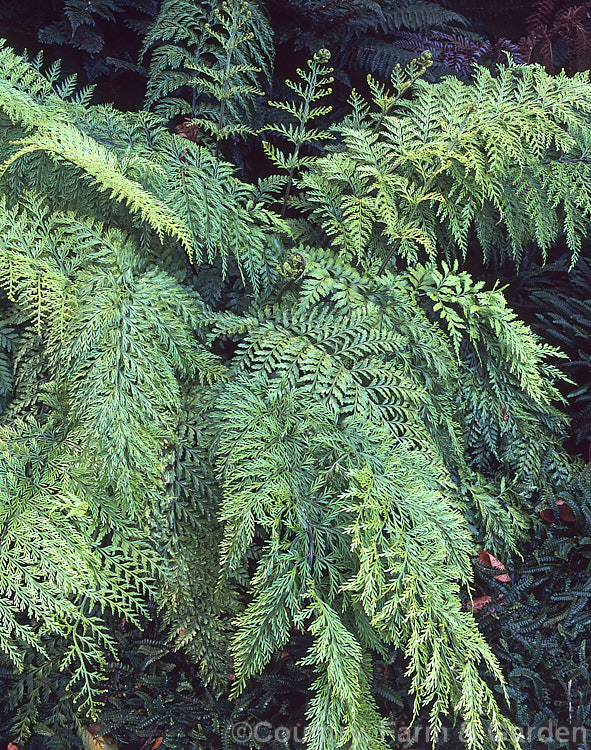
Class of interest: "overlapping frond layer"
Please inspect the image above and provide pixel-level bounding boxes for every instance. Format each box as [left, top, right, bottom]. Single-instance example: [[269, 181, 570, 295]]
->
[[203, 246, 572, 749], [0, 39, 286, 294], [299, 62, 591, 267]]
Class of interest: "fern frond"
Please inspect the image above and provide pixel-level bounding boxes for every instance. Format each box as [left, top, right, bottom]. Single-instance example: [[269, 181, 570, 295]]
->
[[263, 48, 334, 216], [201, 243, 571, 748], [298, 61, 591, 269], [142, 0, 273, 148]]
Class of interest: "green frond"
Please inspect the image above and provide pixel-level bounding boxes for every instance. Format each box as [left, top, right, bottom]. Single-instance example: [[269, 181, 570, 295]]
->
[[0, 417, 155, 731], [142, 0, 273, 147], [0, 44, 289, 293], [298, 61, 591, 269], [263, 48, 335, 216], [202, 244, 570, 748]]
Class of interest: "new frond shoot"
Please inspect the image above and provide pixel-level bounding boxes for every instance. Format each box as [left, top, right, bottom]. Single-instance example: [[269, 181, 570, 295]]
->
[[262, 48, 335, 216]]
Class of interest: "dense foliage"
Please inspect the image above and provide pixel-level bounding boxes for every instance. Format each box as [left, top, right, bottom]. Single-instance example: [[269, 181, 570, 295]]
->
[[1, 2, 591, 750]]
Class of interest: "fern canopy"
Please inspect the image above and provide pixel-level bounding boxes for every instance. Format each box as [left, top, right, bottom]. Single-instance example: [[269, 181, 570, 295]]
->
[[0, 25, 590, 750]]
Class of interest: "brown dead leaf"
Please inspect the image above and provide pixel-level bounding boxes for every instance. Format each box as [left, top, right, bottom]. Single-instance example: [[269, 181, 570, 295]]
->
[[82, 727, 118, 750], [477, 549, 511, 583], [540, 499, 576, 524]]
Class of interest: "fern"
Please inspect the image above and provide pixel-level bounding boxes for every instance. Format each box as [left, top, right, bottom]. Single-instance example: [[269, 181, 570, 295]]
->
[[198, 245, 578, 748], [262, 48, 335, 216], [296, 60, 591, 270], [390, 29, 527, 74], [0, 310, 16, 412], [1, 28, 591, 750], [0, 41, 262, 743], [502, 251, 591, 454], [0, 415, 156, 735], [142, 0, 273, 150], [0, 39, 288, 294], [38, 0, 157, 81], [267, 0, 471, 79], [191, 0, 273, 151], [471, 471, 591, 750], [141, 0, 217, 119]]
